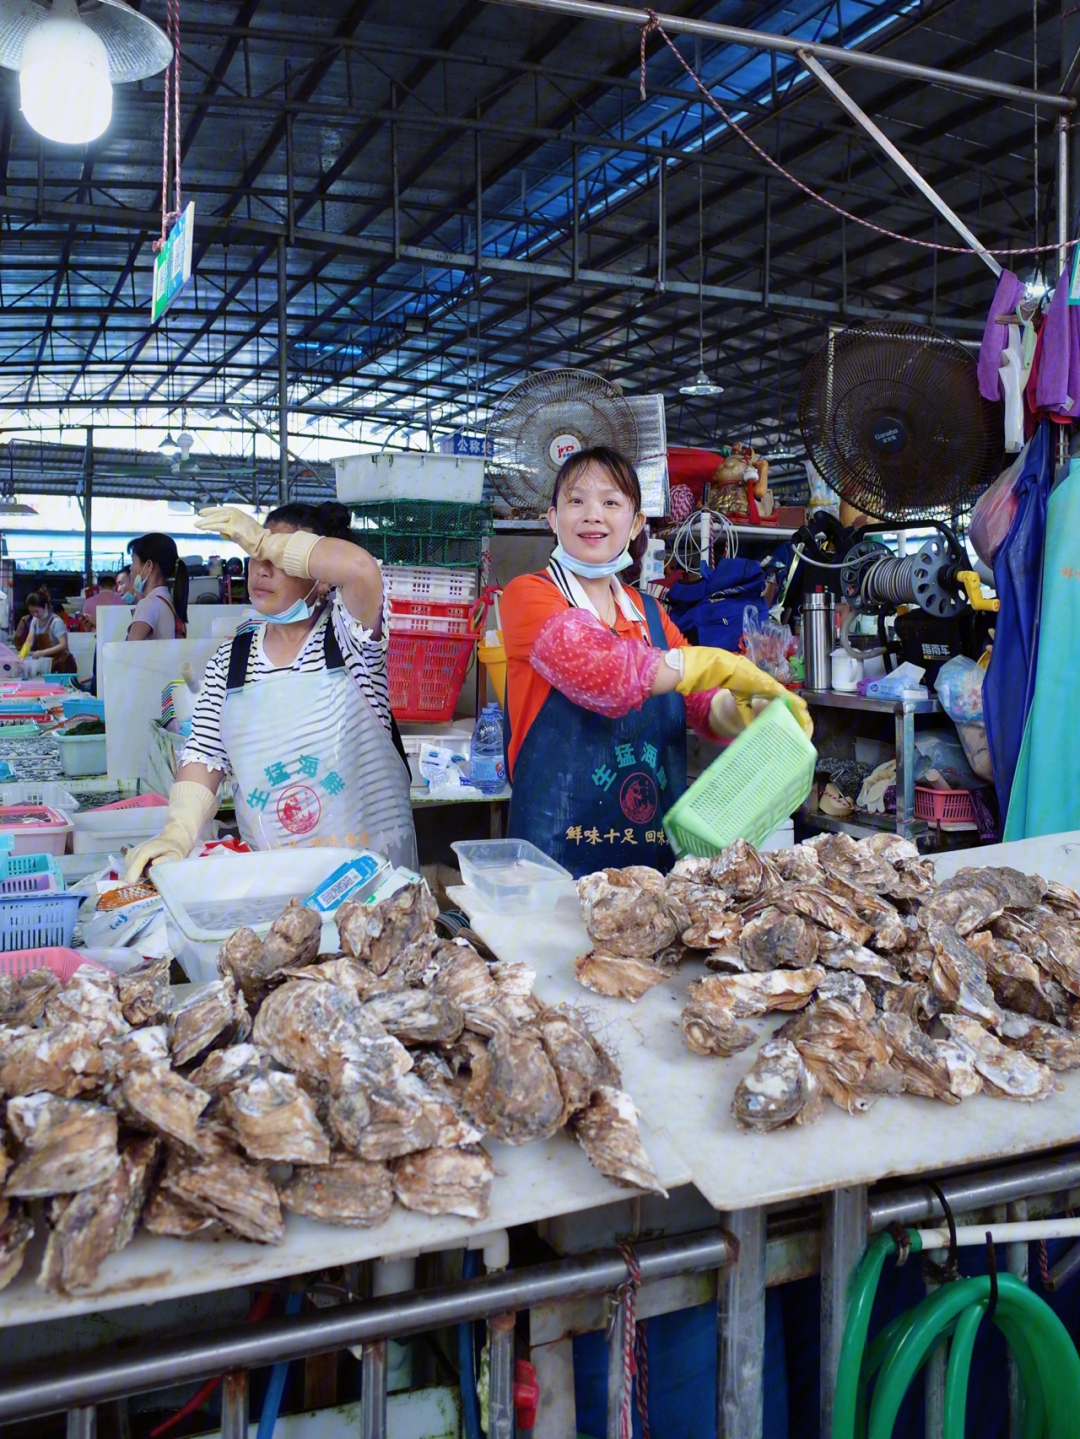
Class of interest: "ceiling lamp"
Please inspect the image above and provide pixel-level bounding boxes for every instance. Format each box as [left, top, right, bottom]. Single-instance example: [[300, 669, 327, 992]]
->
[[680, 161, 724, 400], [0, 500, 36, 516], [0, 0, 171, 147], [158, 431, 178, 456]]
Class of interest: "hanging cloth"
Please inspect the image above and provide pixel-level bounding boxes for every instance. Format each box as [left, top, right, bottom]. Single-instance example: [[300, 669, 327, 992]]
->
[[220, 622, 417, 867], [978, 269, 1024, 402], [505, 573, 687, 879], [1004, 453, 1080, 839], [983, 419, 1054, 819]]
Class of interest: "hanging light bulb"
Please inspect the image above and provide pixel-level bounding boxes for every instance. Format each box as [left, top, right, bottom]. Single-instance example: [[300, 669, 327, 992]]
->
[[20, 0, 112, 146], [680, 368, 725, 397], [158, 431, 178, 456], [679, 161, 724, 398]]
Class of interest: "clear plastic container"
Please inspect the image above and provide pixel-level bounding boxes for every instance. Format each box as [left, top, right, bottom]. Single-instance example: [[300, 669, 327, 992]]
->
[[450, 839, 573, 914]]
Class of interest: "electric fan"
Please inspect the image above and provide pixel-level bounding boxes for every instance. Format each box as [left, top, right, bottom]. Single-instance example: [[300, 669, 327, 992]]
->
[[486, 368, 638, 511], [798, 321, 1004, 522]]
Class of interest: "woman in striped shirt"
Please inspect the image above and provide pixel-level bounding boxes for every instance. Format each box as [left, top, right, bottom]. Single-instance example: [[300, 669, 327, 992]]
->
[[124, 501, 417, 879]]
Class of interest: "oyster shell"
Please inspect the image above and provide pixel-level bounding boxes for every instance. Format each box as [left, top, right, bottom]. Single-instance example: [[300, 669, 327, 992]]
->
[[348, 1075, 440, 1160], [538, 1004, 620, 1120], [327, 1061, 372, 1150], [254, 897, 321, 977], [941, 866, 1046, 913], [880, 982, 941, 1028], [142, 1186, 220, 1239], [920, 885, 1003, 938], [101, 1025, 171, 1080], [280, 1152, 394, 1227], [875, 1013, 975, 1103], [0, 1022, 105, 1098], [821, 874, 908, 952], [0, 1199, 32, 1292], [664, 877, 733, 934], [429, 940, 499, 1008], [574, 951, 669, 1002], [805, 833, 897, 891], [38, 1135, 158, 1294], [782, 888, 873, 946], [45, 970, 129, 1043], [159, 1122, 284, 1244], [5, 1095, 119, 1197], [865, 834, 921, 866], [0, 968, 59, 1027], [391, 1145, 494, 1219], [577, 871, 677, 958], [680, 1001, 756, 1057], [1043, 880, 1080, 921], [939, 1015, 1054, 1101], [927, 923, 1003, 1027], [706, 840, 780, 901], [769, 845, 825, 884], [361, 989, 465, 1046], [462, 1029, 564, 1145], [815, 932, 902, 984], [337, 880, 438, 975], [1031, 914, 1080, 998], [731, 1039, 823, 1132], [120, 1067, 210, 1152], [967, 931, 1066, 1024], [739, 908, 819, 971], [277, 956, 383, 1000], [215, 926, 265, 1000], [188, 1043, 273, 1097], [790, 998, 900, 1116], [116, 957, 171, 1027], [252, 980, 385, 1079], [689, 968, 825, 1019], [169, 977, 249, 1067], [815, 972, 876, 1022], [227, 1071, 330, 1165], [569, 1086, 666, 1196], [995, 1012, 1080, 1071]]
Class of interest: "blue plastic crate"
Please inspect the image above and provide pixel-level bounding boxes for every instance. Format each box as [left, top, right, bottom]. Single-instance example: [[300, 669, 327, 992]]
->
[[0, 892, 81, 950], [0, 852, 65, 894], [0, 700, 46, 717], [61, 697, 105, 720]]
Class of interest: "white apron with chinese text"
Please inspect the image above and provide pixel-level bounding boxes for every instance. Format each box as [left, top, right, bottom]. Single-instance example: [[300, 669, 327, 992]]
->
[[219, 624, 417, 868]]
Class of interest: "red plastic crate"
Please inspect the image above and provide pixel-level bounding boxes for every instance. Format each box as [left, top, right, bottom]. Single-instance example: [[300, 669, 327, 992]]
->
[[914, 785, 976, 825], [0, 947, 106, 979], [389, 598, 474, 637], [388, 632, 477, 722]]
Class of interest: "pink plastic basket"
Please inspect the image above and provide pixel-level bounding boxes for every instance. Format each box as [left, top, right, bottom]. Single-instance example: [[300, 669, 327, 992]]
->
[[0, 806, 72, 856], [914, 786, 977, 825], [0, 947, 105, 979], [97, 793, 168, 811]]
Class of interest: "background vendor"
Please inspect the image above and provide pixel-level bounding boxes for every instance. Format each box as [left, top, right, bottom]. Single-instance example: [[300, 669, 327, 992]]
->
[[125, 533, 189, 641], [501, 446, 811, 877], [20, 589, 76, 673], [125, 500, 417, 877]]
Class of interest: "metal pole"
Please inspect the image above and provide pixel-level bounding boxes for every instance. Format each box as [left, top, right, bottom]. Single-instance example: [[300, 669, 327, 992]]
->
[[1006, 1200, 1029, 1439], [717, 1207, 765, 1439], [67, 1408, 96, 1439], [572, 125, 580, 283], [868, 1153, 1080, 1231], [923, 1264, 945, 1439], [489, 1312, 516, 1439], [0, 1230, 736, 1423], [1058, 114, 1070, 278], [391, 85, 400, 261], [361, 1341, 388, 1439], [820, 1186, 868, 1439], [479, 0, 1075, 110], [221, 1372, 248, 1439], [799, 51, 1001, 276], [657, 134, 666, 290], [82, 426, 93, 590], [277, 238, 288, 507]]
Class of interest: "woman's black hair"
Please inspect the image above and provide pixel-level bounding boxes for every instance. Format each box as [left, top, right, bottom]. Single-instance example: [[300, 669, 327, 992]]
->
[[550, 445, 648, 581], [128, 532, 189, 627], [265, 500, 356, 541]]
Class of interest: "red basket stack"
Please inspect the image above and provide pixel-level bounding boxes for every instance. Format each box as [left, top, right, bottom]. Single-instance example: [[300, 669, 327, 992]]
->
[[386, 589, 479, 723]]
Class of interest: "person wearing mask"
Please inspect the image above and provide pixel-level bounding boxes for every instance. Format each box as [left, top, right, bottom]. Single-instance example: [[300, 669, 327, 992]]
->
[[124, 501, 416, 877], [126, 535, 188, 640], [115, 566, 133, 605], [82, 574, 126, 629], [500, 446, 812, 878], [21, 590, 76, 673]]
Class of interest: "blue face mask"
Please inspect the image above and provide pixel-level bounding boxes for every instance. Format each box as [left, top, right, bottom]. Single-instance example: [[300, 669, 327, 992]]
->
[[551, 516, 637, 580], [254, 582, 320, 626]]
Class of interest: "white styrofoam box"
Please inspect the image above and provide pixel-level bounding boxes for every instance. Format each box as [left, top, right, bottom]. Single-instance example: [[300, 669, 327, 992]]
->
[[335, 452, 484, 505], [760, 819, 795, 851], [184, 605, 246, 641], [153, 846, 368, 982], [67, 634, 95, 683], [102, 639, 221, 785]]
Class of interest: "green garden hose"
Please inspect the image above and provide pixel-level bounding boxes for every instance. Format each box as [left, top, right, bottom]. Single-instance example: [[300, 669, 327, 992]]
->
[[832, 1229, 1080, 1439]]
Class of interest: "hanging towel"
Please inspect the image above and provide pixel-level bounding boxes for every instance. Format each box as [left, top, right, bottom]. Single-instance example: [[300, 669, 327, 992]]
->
[[1034, 278, 1078, 417], [983, 419, 1053, 819], [1004, 453, 1080, 839], [978, 269, 1024, 401]]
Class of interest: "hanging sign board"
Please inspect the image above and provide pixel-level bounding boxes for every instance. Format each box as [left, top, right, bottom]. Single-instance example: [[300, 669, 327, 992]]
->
[[151, 201, 195, 323]]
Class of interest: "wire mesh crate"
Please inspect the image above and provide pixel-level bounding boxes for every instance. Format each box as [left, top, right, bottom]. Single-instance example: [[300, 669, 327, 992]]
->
[[350, 500, 493, 568]]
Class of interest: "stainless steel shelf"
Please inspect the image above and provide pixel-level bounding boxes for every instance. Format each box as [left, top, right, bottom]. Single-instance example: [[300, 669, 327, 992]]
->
[[802, 689, 940, 717]]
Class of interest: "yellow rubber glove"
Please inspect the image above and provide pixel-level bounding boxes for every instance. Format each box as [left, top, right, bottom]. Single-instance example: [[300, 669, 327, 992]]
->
[[675, 647, 813, 739], [194, 506, 321, 577], [123, 781, 220, 881]]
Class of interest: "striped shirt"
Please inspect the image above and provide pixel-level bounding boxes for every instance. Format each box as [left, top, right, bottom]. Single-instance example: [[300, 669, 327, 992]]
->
[[181, 588, 393, 777]]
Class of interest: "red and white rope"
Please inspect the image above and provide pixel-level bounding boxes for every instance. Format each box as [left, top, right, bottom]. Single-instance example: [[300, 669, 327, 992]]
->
[[613, 1244, 650, 1439], [155, 0, 183, 251], [639, 10, 1080, 261]]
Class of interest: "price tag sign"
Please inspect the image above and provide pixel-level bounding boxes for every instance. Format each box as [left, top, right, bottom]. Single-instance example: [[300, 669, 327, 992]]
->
[[151, 201, 195, 323]]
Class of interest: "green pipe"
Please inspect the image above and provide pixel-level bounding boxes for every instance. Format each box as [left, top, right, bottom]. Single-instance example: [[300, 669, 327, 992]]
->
[[832, 1231, 1080, 1439]]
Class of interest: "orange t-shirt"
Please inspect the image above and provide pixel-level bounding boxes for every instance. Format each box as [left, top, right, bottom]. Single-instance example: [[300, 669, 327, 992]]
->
[[501, 572, 687, 777]]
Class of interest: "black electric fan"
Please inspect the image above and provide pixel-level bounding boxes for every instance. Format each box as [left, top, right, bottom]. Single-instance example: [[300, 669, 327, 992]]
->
[[798, 321, 1004, 522]]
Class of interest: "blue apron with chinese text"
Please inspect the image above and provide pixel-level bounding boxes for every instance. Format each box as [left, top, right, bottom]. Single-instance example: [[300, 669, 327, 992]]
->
[[506, 580, 687, 879]]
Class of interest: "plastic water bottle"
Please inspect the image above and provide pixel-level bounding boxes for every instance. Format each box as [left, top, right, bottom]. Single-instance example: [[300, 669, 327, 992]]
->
[[470, 703, 506, 795]]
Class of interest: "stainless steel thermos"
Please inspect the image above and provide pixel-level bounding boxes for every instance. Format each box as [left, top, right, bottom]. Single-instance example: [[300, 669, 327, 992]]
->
[[803, 590, 834, 692]]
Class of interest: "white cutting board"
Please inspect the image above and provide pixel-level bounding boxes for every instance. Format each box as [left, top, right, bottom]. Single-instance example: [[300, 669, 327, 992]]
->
[[449, 830, 1080, 1212]]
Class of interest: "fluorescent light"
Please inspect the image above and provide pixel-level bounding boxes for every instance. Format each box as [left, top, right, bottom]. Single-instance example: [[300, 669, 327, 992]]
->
[[20, 0, 112, 146]]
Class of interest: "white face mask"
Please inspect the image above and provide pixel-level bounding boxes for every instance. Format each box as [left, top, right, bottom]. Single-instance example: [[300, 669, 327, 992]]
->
[[550, 515, 638, 580], [254, 581, 320, 626]]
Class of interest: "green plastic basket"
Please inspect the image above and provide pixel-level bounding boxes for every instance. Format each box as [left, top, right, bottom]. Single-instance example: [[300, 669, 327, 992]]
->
[[663, 698, 817, 857], [349, 500, 494, 568]]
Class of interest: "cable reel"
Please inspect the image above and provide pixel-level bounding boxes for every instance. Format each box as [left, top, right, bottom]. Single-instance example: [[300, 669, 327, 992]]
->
[[839, 528, 968, 621]]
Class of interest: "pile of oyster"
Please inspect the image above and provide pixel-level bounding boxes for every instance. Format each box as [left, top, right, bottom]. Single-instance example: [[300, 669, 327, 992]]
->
[[577, 834, 1080, 1131], [0, 880, 663, 1297]]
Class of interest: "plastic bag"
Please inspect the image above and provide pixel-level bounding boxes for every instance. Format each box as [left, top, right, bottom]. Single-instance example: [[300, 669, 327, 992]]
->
[[955, 720, 994, 783], [933, 655, 985, 723], [913, 730, 981, 790], [970, 448, 1025, 566], [741, 607, 796, 683]]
